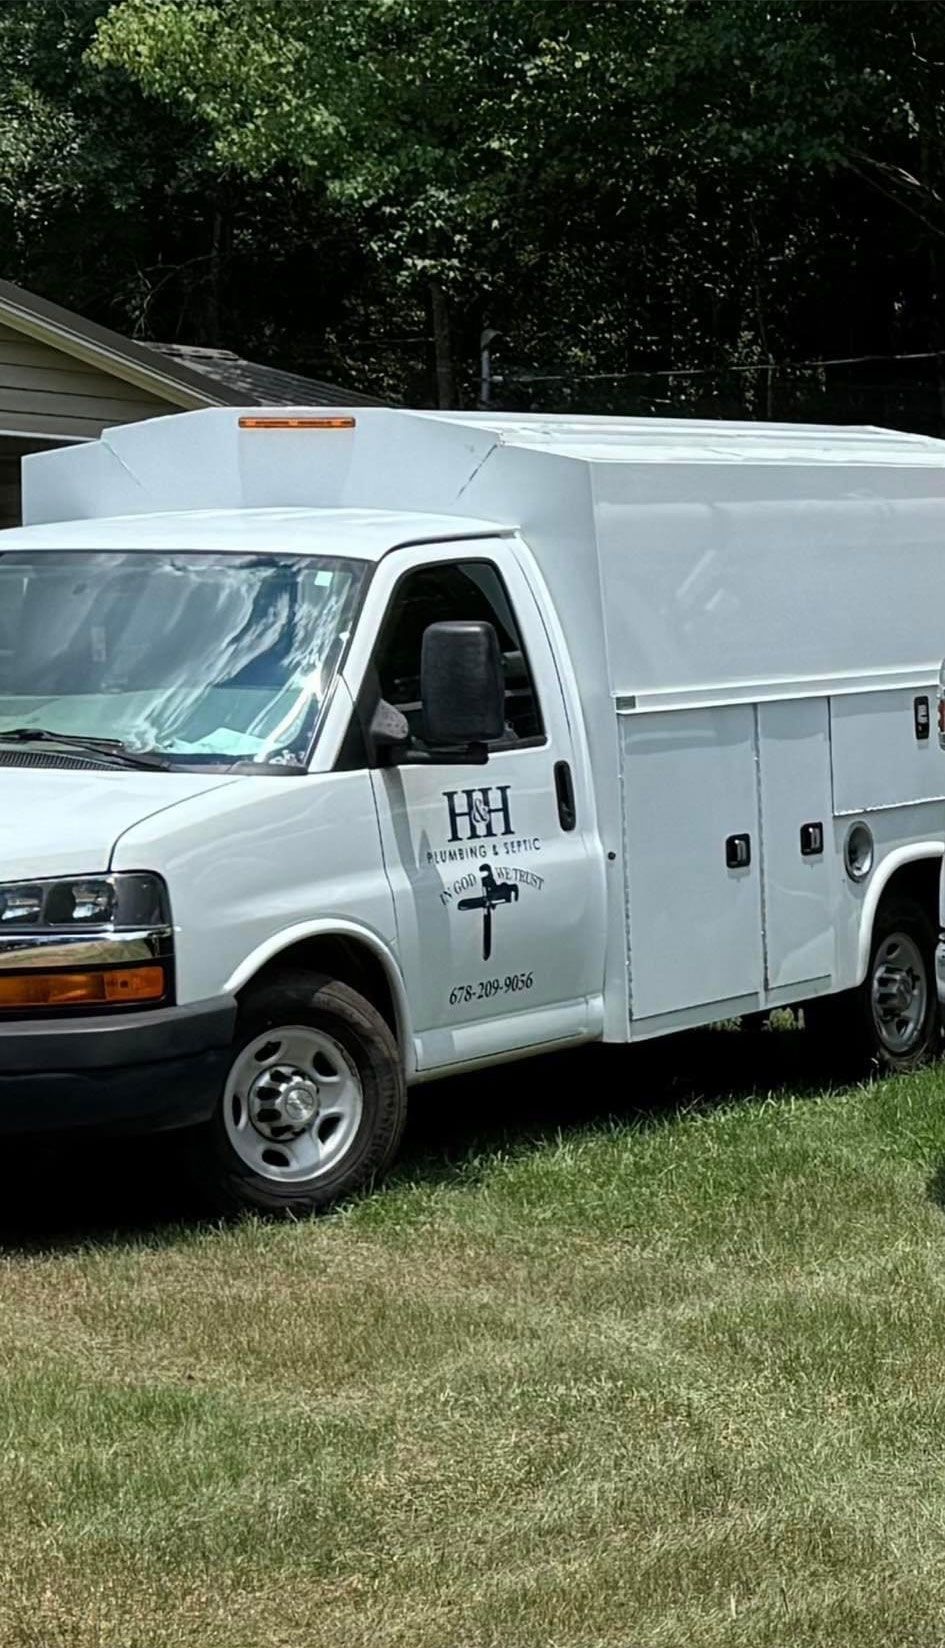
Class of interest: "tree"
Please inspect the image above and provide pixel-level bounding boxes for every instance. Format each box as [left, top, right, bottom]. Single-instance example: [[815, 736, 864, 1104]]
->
[[0, 0, 943, 420], [0, 0, 378, 388], [90, 0, 919, 408]]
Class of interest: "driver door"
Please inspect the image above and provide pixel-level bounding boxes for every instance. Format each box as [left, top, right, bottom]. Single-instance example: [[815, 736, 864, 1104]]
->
[[343, 541, 601, 1073]]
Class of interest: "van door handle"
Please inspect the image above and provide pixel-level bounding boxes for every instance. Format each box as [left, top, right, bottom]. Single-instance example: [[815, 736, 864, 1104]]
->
[[725, 833, 751, 869], [554, 760, 576, 831]]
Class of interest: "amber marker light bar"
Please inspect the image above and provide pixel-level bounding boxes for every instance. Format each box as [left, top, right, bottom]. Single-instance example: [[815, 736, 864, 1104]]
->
[[238, 416, 356, 431]]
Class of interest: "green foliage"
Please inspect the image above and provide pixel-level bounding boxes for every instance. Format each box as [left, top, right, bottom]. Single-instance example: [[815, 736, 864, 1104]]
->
[[2, 1, 945, 411]]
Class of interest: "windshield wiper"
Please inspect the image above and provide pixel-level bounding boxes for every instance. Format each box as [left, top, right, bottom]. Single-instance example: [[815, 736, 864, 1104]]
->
[[0, 728, 171, 771]]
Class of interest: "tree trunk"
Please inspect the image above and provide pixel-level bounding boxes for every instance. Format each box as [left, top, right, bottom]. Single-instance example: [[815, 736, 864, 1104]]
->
[[430, 279, 455, 408], [206, 208, 226, 346]]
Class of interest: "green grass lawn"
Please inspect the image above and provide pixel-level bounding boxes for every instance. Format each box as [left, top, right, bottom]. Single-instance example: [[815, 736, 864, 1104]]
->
[[4, 1027, 945, 1648]]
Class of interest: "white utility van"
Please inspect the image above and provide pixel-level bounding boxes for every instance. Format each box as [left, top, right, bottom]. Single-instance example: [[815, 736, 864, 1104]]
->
[[0, 408, 943, 1212]]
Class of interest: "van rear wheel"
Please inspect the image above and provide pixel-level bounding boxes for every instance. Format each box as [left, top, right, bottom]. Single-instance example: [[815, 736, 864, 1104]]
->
[[190, 971, 406, 1216], [806, 898, 940, 1074]]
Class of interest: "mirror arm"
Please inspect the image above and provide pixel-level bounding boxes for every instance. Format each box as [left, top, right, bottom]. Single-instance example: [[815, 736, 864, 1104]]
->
[[366, 696, 489, 768], [397, 740, 489, 768]]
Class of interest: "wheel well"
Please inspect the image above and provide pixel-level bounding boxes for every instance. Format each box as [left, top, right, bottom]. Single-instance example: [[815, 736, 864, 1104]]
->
[[874, 855, 941, 924], [242, 936, 400, 1042]]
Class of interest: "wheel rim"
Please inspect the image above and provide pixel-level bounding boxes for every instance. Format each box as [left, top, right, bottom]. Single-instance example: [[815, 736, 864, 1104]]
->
[[870, 932, 928, 1055], [223, 1025, 364, 1184]]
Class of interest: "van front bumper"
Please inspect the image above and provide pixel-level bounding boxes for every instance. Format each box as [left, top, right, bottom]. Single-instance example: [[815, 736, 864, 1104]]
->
[[0, 998, 237, 1134]]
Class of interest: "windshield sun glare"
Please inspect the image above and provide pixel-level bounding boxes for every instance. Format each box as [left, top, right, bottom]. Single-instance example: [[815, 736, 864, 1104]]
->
[[0, 550, 365, 769]]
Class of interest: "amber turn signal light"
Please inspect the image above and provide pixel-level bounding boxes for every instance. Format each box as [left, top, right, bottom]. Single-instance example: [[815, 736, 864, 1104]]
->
[[0, 966, 166, 1008]]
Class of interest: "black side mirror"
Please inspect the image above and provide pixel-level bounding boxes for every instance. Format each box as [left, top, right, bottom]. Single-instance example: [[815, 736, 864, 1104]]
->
[[421, 621, 505, 747]]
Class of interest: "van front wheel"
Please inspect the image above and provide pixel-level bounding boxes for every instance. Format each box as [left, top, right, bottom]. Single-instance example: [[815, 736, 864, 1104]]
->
[[191, 972, 406, 1216]]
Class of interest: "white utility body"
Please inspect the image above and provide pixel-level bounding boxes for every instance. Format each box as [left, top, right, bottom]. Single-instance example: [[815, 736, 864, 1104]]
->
[[1, 407, 944, 1211]]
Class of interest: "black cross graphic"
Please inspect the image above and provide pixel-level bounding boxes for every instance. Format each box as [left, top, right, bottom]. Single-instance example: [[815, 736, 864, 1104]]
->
[[457, 864, 520, 960]]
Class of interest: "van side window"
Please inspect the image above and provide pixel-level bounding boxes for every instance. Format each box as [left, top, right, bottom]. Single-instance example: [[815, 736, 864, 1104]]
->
[[374, 560, 544, 745]]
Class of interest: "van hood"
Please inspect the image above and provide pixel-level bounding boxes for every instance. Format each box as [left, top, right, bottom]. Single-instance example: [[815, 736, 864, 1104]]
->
[[0, 767, 238, 884]]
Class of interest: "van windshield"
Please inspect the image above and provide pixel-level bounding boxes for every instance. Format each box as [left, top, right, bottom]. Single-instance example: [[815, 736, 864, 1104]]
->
[[0, 550, 365, 768]]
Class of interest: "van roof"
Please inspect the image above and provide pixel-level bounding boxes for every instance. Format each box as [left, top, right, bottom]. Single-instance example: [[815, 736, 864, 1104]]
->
[[0, 505, 510, 560], [19, 407, 945, 537], [405, 410, 945, 466]]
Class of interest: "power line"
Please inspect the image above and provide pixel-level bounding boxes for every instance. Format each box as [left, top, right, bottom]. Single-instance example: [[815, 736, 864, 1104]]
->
[[501, 349, 945, 384]]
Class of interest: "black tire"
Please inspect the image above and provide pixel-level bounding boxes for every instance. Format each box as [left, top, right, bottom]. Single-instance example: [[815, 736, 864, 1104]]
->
[[805, 897, 940, 1075], [187, 971, 406, 1216]]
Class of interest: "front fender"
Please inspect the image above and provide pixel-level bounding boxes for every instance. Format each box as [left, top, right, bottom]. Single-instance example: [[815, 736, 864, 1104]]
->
[[223, 919, 416, 1078]]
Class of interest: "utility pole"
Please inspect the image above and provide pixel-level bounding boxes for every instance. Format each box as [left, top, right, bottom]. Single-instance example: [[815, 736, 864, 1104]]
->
[[480, 325, 499, 408]]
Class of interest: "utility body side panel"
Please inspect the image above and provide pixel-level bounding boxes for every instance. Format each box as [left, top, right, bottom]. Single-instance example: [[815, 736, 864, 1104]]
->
[[590, 470, 945, 704]]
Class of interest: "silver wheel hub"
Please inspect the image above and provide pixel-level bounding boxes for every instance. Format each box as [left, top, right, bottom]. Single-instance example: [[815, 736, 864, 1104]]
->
[[871, 932, 928, 1054], [224, 1024, 364, 1184], [250, 1068, 321, 1139]]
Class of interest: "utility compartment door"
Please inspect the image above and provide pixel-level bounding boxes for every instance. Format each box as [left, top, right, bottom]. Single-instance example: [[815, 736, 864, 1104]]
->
[[621, 706, 763, 1022], [756, 698, 835, 993], [830, 685, 943, 813]]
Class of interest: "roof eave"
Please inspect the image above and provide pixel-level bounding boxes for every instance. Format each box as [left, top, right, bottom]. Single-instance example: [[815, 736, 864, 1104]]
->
[[0, 279, 247, 410]]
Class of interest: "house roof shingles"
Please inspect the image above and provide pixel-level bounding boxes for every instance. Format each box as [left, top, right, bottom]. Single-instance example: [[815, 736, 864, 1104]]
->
[[0, 277, 385, 410], [149, 343, 386, 408]]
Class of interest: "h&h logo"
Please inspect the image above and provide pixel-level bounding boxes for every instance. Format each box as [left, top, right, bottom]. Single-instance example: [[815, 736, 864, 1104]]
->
[[443, 785, 514, 843]]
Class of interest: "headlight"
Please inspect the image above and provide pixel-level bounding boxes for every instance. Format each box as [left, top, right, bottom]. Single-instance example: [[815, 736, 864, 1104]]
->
[[0, 873, 170, 929], [0, 873, 173, 1012]]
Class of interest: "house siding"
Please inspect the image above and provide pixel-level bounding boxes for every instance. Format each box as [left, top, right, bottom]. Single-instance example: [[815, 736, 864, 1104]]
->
[[0, 323, 169, 439]]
